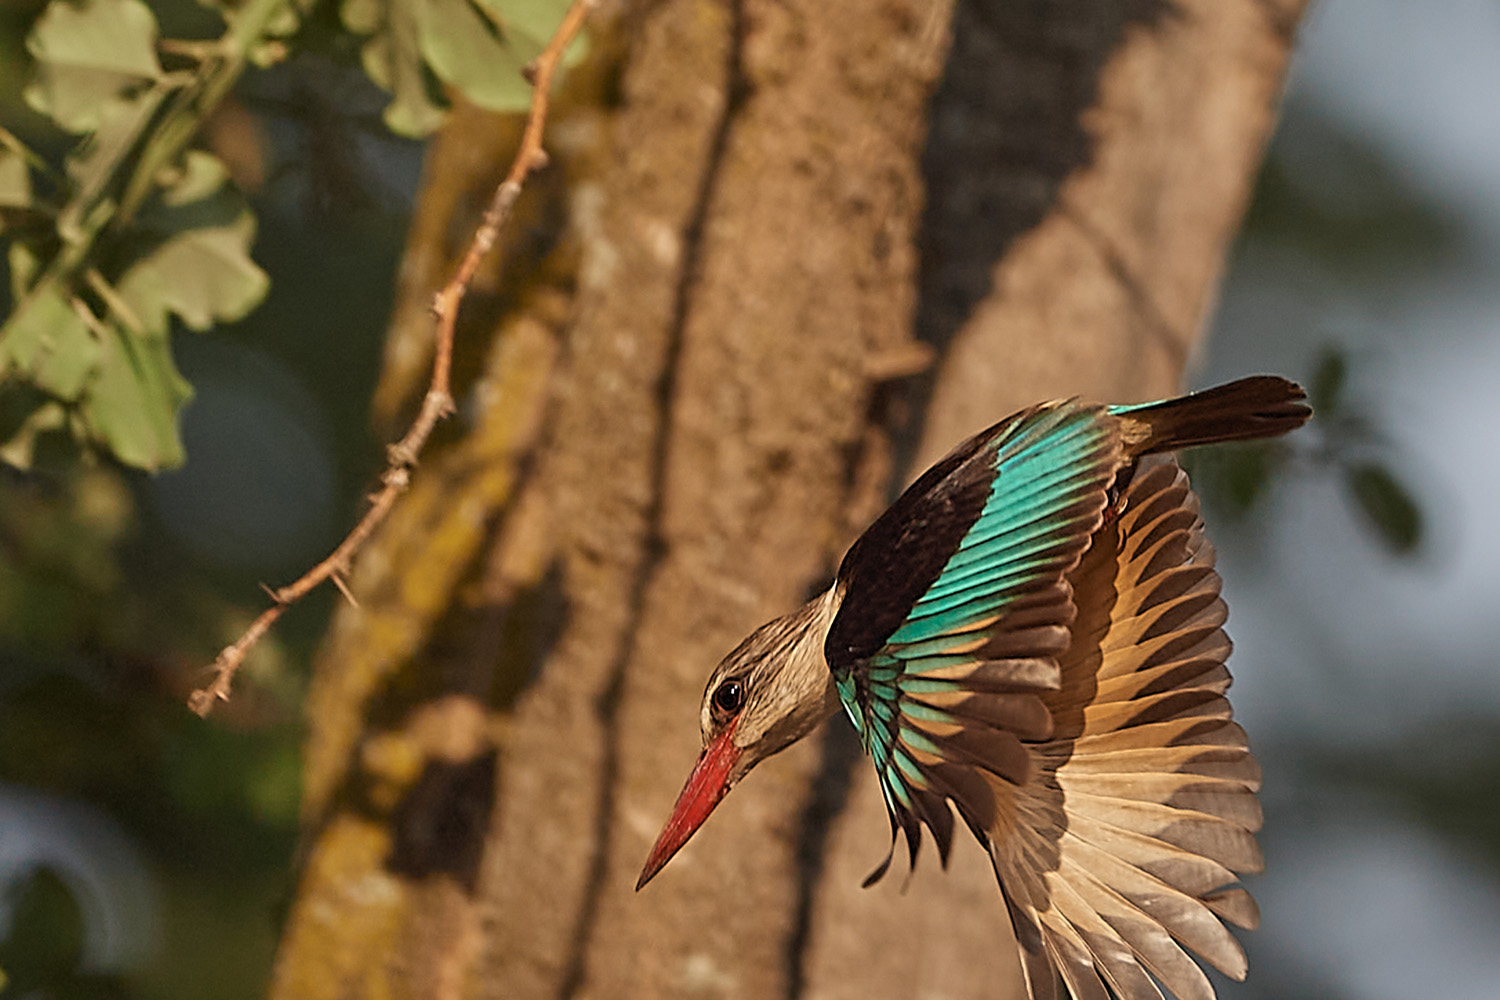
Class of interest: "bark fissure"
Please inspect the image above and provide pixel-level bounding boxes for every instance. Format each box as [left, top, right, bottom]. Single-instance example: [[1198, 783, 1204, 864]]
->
[[555, 3, 751, 994]]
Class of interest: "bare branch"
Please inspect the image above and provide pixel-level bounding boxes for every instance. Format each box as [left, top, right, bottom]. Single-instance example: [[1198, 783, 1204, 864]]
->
[[189, 0, 596, 717]]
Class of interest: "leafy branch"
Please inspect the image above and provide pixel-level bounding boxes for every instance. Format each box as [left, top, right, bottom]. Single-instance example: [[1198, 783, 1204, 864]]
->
[[1, 0, 290, 469], [1, 0, 577, 471], [187, 0, 596, 716], [1186, 347, 1424, 556]]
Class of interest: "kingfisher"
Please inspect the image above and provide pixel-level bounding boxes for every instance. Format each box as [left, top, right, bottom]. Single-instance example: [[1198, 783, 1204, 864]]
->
[[635, 376, 1311, 1000]]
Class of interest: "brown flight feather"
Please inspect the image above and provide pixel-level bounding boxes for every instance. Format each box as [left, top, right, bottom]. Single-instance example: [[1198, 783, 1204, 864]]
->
[[988, 457, 1262, 1000]]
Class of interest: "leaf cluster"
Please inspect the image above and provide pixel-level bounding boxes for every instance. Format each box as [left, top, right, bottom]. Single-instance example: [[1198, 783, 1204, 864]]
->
[[1186, 348, 1424, 556], [1, 0, 576, 472], [1, 0, 279, 470], [1309, 349, 1422, 555], [344, 0, 578, 136]]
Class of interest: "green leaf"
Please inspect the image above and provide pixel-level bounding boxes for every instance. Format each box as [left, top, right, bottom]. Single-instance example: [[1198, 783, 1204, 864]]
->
[[473, 0, 574, 44], [1223, 444, 1273, 514], [8, 241, 40, 302], [0, 140, 32, 211], [346, 0, 579, 137], [116, 211, 268, 334], [81, 325, 192, 470], [1309, 348, 1348, 415], [30, 303, 99, 402], [354, 1, 446, 136], [0, 284, 101, 401], [28, 0, 162, 78], [1346, 461, 1422, 555], [24, 0, 164, 133], [1182, 441, 1279, 518], [418, 0, 533, 111]]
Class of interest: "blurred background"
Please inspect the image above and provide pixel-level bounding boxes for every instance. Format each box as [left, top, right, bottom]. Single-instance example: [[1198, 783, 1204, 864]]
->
[[1, 0, 1497, 997], [1201, 2, 1500, 996]]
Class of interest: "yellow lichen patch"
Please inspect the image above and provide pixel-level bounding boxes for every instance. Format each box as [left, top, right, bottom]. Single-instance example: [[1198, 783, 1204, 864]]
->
[[360, 731, 426, 814], [269, 816, 406, 1000], [362, 695, 494, 812], [302, 316, 559, 819]]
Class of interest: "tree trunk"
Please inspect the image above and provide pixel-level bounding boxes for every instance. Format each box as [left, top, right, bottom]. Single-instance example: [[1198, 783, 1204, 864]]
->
[[801, 3, 1307, 997], [268, 2, 1307, 999]]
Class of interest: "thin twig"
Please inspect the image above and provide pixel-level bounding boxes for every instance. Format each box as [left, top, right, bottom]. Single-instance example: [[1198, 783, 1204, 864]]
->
[[188, 0, 595, 717]]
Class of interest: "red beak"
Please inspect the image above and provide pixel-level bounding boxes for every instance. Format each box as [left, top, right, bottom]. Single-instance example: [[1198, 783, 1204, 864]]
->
[[636, 722, 743, 890]]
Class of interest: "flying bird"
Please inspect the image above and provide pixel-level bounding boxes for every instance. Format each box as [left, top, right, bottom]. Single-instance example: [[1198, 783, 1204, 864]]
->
[[636, 376, 1311, 1000]]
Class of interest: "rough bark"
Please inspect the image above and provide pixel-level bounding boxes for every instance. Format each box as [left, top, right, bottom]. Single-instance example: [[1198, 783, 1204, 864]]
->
[[475, 1, 951, 996], [270, 0, 1307, 998], [800, 3, 1308, 998]]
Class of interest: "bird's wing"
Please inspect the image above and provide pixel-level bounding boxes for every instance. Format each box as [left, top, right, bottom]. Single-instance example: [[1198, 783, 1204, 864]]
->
[[992, 457, 1261, 1000], [825, 399, 1125, 882]]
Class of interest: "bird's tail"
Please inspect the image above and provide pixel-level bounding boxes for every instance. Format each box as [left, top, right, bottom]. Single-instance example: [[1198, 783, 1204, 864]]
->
[[1112, 375, 1311, 456]]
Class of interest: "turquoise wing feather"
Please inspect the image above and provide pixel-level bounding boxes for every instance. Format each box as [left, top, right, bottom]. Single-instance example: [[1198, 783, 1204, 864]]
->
[[827, 400, 1125, 878]]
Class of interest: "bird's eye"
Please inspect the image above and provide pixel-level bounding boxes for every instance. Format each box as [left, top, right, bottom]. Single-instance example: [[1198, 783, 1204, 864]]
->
[[712, 679, 744, 716]]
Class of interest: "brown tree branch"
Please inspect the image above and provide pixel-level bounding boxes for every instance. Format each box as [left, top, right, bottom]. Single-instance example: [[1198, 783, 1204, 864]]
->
[[188, 0, 596, 717]]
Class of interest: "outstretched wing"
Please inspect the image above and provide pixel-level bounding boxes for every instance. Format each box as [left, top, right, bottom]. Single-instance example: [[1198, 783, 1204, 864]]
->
[[991, 457, 1261, 1000], [825, 400, 1125, 879]]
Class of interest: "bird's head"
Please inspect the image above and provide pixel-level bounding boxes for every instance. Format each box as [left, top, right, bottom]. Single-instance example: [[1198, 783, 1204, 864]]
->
[[636, 590, 842, 889]]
